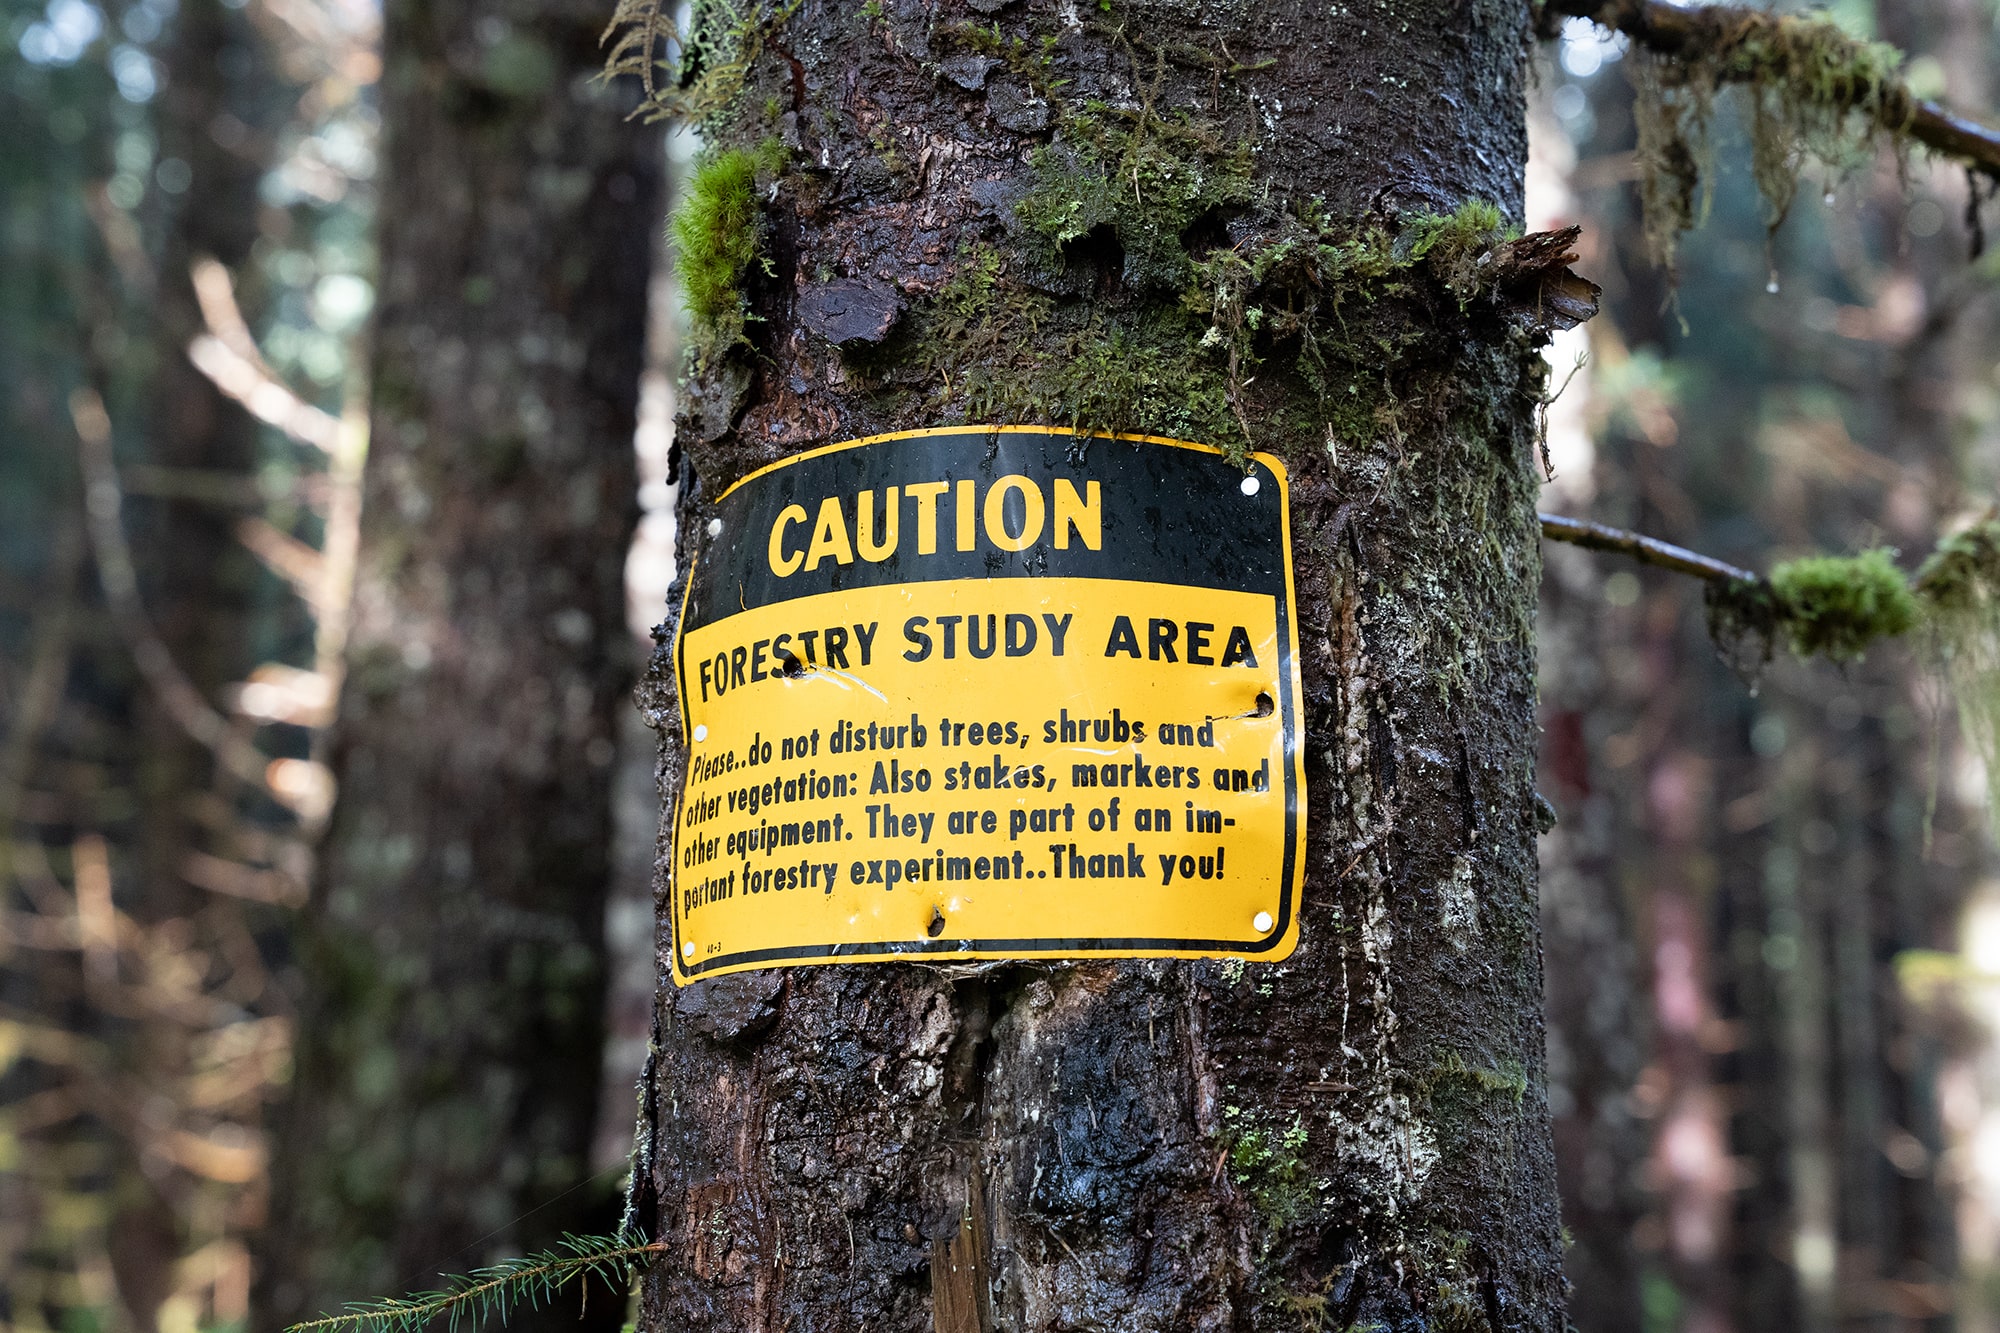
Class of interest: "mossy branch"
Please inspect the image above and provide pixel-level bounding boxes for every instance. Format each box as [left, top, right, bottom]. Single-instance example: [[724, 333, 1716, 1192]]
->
[[284, 1233, 665, 1333], [1550, 0, 2000, 179], [1542, 512, 1948, 663], [1547, 511, 2000, 830]]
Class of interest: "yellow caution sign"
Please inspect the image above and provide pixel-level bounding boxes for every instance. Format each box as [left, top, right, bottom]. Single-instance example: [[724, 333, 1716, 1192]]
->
[[669, 427, 1303, 982]]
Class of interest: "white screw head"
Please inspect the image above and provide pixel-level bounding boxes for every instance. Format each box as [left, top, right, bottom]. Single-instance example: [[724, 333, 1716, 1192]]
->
[[693, 724, 708, 742], [1253, 911, 1274, 933], [707, 517, 723, 536], [682, 941, 695, 958], [1240, 475, 1261, 496]]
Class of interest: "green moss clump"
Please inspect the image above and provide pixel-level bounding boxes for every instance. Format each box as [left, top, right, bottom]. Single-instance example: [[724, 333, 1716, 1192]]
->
[[1222, 1106, 1314, 1234], [670, 137, 787, 367], [1402, 199, 1512, 299], [1769, 547, 1917, 661], [1916, 519, 2000, 615], [1014, 96, 1255, 292]]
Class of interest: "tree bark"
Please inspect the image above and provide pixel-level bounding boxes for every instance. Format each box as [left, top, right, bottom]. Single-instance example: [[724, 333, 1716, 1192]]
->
[[253, 0, 663, 1319], [634, 2, 1566, 1329]]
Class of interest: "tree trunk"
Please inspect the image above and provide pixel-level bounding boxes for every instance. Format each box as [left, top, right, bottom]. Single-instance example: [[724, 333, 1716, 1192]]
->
[[137, 0, 267, 902], [253, 0, 663, 1318], [634, 2, 1567, 1328], [1530, 16, 1988, 1325]]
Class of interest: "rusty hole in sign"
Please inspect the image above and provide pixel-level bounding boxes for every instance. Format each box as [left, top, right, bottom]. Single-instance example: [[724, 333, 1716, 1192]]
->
[[927, 907, 947, 938]]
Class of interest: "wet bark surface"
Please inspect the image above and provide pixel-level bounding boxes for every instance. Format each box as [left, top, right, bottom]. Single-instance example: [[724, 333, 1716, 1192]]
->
[[252, 0, 663, 1321], [635, 1, 1565, 1328]]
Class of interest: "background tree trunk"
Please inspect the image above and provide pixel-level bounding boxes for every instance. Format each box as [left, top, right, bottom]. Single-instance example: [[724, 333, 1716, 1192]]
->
[[634, 2, 1566, 1328], [253, 0, 663, 1318], [0, 0, 294, 1322], [1528, 9, 1988, 1324]]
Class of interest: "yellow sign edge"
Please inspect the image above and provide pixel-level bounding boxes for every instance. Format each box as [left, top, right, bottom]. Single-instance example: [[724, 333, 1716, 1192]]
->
[[668, 425, 1305, 982]]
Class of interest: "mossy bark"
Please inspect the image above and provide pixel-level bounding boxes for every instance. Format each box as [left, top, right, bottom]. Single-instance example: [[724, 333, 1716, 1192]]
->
[[251, 0, 663, 1323], [635, 1, 1564, 1327]]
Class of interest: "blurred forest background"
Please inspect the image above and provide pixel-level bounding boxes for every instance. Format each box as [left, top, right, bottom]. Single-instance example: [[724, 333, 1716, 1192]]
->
[[7, 0, 2000, 1330]]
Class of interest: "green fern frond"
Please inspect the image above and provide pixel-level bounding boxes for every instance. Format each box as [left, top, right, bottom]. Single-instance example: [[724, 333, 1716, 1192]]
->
[[286, 1232, 665, 1333]]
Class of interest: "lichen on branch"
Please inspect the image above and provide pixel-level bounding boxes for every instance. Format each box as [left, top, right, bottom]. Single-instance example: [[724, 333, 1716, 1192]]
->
[[1767, 547, 1919, 661], [1546, 509, 2000, 846], [1552, 513, 2000, 817], [1549, 0, 2000, 276]]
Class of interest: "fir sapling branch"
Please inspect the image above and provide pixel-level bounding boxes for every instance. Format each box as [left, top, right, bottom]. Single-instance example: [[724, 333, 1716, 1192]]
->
[[284, 1233, 666, 1333]]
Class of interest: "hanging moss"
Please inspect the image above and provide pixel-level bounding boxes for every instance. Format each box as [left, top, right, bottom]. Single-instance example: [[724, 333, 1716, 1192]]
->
[[1767, 548, 1917, 661], [1915, 519, 2000, 827], [1625, 9, 1910, 277]]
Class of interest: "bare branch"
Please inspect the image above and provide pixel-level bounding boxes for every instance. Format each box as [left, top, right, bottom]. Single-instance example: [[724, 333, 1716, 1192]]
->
[[1551, 0, 2000, 179], [191, 257, 278, 376], [1539, 512, 1762, 586], [179, 850, 309, 907], [70, 387, 276, 795], [187, 257, 343, 451], [228, 663, 337, 728], [237, 516, 328, 610], [188, 334, 342, 452]]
